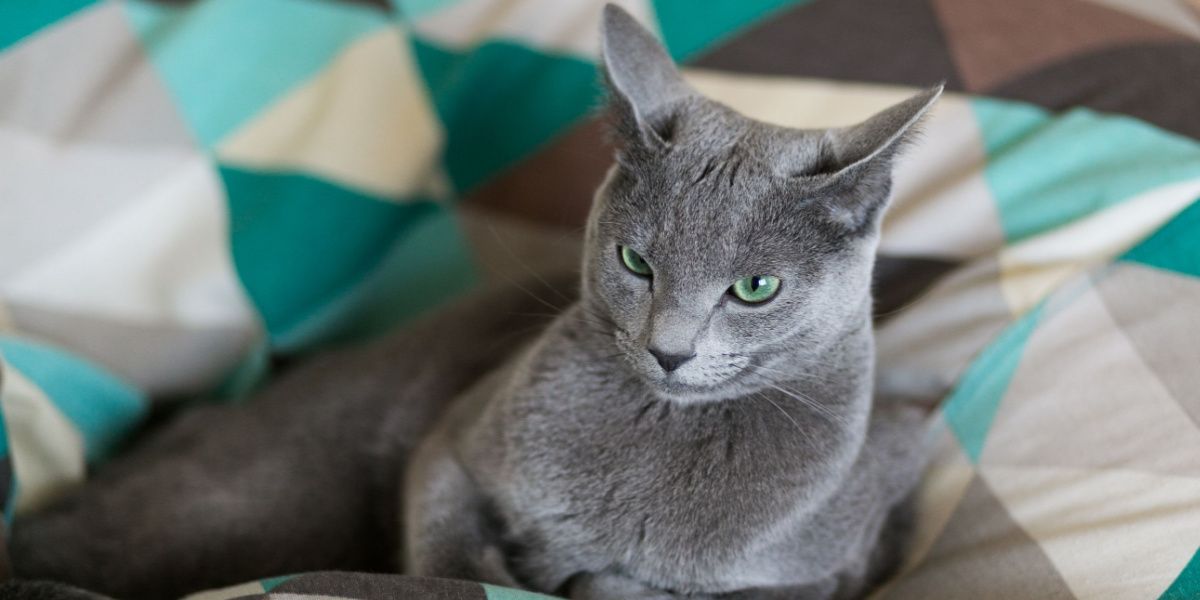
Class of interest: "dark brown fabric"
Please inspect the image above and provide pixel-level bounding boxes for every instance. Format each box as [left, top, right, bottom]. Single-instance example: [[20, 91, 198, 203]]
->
[[873, 255, 961, 324], [693, 0, 964, 90], [274, 572, 488, 600], [465, 117, 614, 229], [931, 0, 1183, 91], [987, 41, 1200, 140]]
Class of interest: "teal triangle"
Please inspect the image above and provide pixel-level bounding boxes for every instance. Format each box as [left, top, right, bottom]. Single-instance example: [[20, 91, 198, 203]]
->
[[1159, 548, 1200, 600], [1122, 198, 1200, 279], [220, 166, 475, 351], [3, 478, 18, 526], [0, 394, 9, 525], [0, 337, 147, 463], [121, 0, 177, 39], [482, 584, 559, 600], [0, 0, 97, 52], [274, 201, 478, 349], [652, 0, 811, 61], [942, 303, 1045, 463], [124, 0, 386, 147], [411, 36, 598, 193], [392, 0, 463, 19], [260, 575, 293, 592], [972, 98, 1200, 243]]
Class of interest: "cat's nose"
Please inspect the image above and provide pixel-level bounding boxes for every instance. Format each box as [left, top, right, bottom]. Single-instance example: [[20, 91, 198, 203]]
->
[[648, 347, 695, 372]]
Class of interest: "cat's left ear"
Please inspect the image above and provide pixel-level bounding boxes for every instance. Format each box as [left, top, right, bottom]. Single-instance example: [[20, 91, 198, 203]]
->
[[809, 84, 943, 229], [600, 4, 694, 154]]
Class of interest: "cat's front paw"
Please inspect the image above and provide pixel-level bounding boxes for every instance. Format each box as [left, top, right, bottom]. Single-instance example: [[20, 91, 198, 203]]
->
[[478, 545, 523, 589], [567, 573, 691, 600]]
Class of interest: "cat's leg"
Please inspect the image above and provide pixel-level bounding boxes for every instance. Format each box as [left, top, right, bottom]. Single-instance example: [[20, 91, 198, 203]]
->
[[566, 575, 841, 600], [717, 579, 840, 600], [566, 573, 682, 600], [403, 424, 519, 588]]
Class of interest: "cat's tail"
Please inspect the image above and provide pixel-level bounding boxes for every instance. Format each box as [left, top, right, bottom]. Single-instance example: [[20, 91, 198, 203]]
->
[[0, 580, 115, 600]]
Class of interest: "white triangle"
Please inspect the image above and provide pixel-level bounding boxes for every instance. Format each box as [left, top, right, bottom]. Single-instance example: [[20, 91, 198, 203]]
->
[[217, 26, 444, 199], [983, 282, 1200, 477], [412, 0, 657, 59], [3, 156, 257, 333], [0, 366, 86, 515], [998, 177, 1200, 315]]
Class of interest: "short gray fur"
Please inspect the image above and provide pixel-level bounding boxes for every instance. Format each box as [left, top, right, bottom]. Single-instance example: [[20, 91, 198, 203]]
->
[[11, 5, 942, 599], [406, 7, 942, 598]]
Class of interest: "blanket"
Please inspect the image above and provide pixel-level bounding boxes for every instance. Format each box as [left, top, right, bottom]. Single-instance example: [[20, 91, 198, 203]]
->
[[2, 0, 1199, 598]]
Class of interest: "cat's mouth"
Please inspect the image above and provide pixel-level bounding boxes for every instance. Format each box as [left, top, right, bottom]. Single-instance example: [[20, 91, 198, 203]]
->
[[637, 355, 762, 404], [650, 376, 748, 404], [608, 326, 763, 403]]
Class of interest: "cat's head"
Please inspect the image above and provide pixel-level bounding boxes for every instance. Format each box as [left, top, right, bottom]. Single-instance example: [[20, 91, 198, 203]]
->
[[582, 4, 940, 404]]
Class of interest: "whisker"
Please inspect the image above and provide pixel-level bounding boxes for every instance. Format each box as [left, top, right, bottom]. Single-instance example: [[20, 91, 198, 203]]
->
[[486, 222, 573, 305], [745, 363, 836, 386], [492, 268, 566, 316], [765, 382, 849, 428], [755, 392, 809, 441], [731, 351, 843, 370]]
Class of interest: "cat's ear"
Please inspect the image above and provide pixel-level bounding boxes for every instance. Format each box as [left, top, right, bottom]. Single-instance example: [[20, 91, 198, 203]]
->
[[809, 84, 943, 229], [600, 3, 693, 152]]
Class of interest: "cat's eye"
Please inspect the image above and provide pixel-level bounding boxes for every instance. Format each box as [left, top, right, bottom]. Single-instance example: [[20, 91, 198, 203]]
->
[[730, 275, 781, 304], [619, 246, 653, 277]]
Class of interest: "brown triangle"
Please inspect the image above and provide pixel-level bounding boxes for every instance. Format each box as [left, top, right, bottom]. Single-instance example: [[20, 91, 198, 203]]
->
[[464, 116, 612, 230], [931, 0, 1185, 91], [694, 0, 965, 90], [987, 41, 1200, 140], [879, 476, 1076, 599]]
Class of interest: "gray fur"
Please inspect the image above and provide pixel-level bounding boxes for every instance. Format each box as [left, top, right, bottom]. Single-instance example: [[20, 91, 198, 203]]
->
[[405, 6, 942, 598], [11, 5, 941, 599]]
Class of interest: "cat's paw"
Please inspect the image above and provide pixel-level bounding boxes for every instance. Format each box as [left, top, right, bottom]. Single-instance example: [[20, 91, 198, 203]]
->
[[478, 545, 523, 589], [567, 573, 687, 600]]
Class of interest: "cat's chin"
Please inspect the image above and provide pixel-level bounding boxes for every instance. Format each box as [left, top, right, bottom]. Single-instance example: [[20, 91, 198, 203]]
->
[[646, 377, 749, 405]]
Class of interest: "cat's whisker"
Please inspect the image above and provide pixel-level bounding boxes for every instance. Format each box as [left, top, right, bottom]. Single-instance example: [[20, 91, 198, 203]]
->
[[732, 351, 843, 370], [745, 363, 836, 386], [754, 392, 809, 442], [506, 308, 615, 338], [578, 306, 628, 338], [747, 372, 849, 428], [510, 311, 562, 320], [487, 267, 566, 316], [486, 222, 574, 305]]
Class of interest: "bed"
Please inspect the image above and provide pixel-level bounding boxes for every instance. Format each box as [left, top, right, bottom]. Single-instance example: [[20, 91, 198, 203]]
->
[[1, 0, 1199, 597]]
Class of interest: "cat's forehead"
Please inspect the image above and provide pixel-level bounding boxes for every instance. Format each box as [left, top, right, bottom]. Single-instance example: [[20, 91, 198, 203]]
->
[[609, 165, 827, 276]]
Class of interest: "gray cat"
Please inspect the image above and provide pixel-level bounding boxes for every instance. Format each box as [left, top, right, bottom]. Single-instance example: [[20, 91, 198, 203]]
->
[[11, 5, 941, 599]]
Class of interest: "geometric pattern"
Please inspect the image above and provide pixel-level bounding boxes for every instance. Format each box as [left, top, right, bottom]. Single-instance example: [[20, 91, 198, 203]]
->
[[2, 0, 1199, 598]]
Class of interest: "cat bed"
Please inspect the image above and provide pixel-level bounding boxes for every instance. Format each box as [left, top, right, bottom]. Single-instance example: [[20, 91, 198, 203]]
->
[[1, 0, 1199, 598]]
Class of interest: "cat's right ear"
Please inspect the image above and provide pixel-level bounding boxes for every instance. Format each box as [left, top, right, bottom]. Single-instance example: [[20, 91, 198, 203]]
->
[[600, 4, 693, 153]]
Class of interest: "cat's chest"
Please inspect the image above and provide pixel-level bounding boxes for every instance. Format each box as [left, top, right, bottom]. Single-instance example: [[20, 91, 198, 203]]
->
[[488, 374, 815, 585]]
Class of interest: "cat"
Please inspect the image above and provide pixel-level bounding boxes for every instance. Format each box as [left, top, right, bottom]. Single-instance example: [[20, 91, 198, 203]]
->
[[403, 7, 942, 598], [11, 5, 942, 599]]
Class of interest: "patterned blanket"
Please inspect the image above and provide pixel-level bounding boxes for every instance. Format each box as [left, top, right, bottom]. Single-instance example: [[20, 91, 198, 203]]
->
[[2, 0, 1199, 598]]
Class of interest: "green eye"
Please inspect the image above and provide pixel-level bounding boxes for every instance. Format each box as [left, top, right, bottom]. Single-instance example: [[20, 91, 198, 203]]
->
[[619, 246, 653, 276], [730, 275, 781, 304]]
